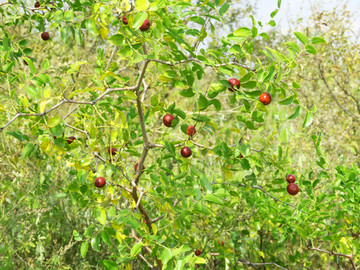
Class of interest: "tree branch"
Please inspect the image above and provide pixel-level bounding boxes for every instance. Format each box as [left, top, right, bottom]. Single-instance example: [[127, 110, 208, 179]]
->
[[236, 259, 288, 270], [307, 245, 356, 270], [239, 184, 308, 214]]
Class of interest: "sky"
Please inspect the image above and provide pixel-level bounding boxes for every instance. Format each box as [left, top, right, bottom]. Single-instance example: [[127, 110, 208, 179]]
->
[[256, 0, 360, 37]]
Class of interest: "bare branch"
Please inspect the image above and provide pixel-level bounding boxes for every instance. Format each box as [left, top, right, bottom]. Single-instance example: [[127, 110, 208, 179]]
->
[[307, 245, 356, 270], [236, 259, 288, 270], [239, 184, 308, 214], [151, 215, 165, 223]]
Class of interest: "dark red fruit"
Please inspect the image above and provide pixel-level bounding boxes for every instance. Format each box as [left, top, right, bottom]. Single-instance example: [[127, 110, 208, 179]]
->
[[34, 1, 40, 8], [67, 136, 76, 144], [134, 163, 145, 172], [286, 174, 296, 183], [163, 114, 174, 127], [287, 183, 299, 195], [181, 146, 192, 158], [108, 147, 118, 155], [218, 239, 224, 246], [228, 78, 240, 92], [140, 19, 151, 32], [122, 16, 128, 25], [259, 92, 272, 105], [195, 249, 201, 256], [94, 177, 106, 188], [41, 32, 50, 41], [186, 125, 196, 136]]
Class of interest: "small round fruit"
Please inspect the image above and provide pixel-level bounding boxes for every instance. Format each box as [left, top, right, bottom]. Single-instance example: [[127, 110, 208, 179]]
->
[[108, 147, 118, 155], [140, 19, 151, 32], [195, 249, 201, 256], [259, 92, 272, 105], [287, 183, 299, 195], [163, 114, 175, 127], [186, 125, 196, 136], [122, 16, 128, 25], [67, 136, 76, 144], [41, 32, 50, 41], [34, 1, 40, 8], [181, 146, 192, 158], [94, 177, 106, 188], [286, 174, 296, 183], [218, 239, 224, 246], [134, 163, 145, 172], [228, 78, 240, 92]]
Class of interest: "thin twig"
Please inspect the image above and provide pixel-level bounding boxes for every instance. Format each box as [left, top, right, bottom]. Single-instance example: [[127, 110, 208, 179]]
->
[[239, 184, 308, 214], [307, 246, 356, 270], [236, 259, 288, 270]]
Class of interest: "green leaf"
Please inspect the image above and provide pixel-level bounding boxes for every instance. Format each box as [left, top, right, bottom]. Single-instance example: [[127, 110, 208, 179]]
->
[[285, 41, 301, 53], [189, 16, 205, 25], [204, 194, 223, 205], [219, 3, 230, 16], [41, 59, 50, 71], [135, 0, 150, 10], [277, 0, 282, 8], [133, 12, 148, 29], [179, 88, 195, 97], [90, 236, 100, 251], [278, 96, 293, 105], [229, 44, 242, 54], [241, 81, 256, 89], [22, 143, 35, 158], [64, 10, 74, 22], [48, 115, 61, 128], [24, 57, 37, 74], [94, 207, 106, 225], [208, 83, 225, 98], [245, 121, 257, 130], [130, 242, 144, 257], [198, 95, 208, 110], [305, 44, 317, 54], [174, 108, 186, 119], [311, 37, 326, 44], [294, 31, 309, 45], [80, 241, 88, 258], [302, 110, 313, 128], [108, 34, 124, 46], [292, 81, 300, 89], [161, 248, 173, 267], [200, 174, 212, 192], [86, 17, 99, 36], [101, 231, 111, 246], [251, 111, 264, 122], [288, 105, 302, 119], [23, 86, 40, 99], [233, 27, 251, 37]]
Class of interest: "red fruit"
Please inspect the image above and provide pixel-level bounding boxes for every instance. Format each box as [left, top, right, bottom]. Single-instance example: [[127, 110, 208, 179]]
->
[[259, 92, 272, 105], [34, 1, 40, 8], [287, 183, 299, 195], [195, 249, 201, 256], [186, 125, 196, 136], [94, 177, 106, 188], [140, 19, 151, 32], [122, 16, 128, 25], [286, 174, 296, 183], [41, 32, 50, 41], [108, 147, 118, 155], [218, 239, 224, 246], [228, 78, 240, 92], [134, 163, 145, 172], [163, 114, 175, 127], [181, 146, 192, 158], [67, 136, 76, 144]]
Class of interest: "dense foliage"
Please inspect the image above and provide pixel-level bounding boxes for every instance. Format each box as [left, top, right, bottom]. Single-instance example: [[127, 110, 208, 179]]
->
[[0, 0, 359, 269]]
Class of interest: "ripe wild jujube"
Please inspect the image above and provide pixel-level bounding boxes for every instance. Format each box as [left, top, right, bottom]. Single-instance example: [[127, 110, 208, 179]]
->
[[287, 183, 299, 195], [186, 125, 196, 136], [94, 177, 106, 188], [259, 92, 272, 105], [181, 146, 192, 158], [228, 78, 240, 92], [163, 114, 174, 127], [286, 174, 296, 183]]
